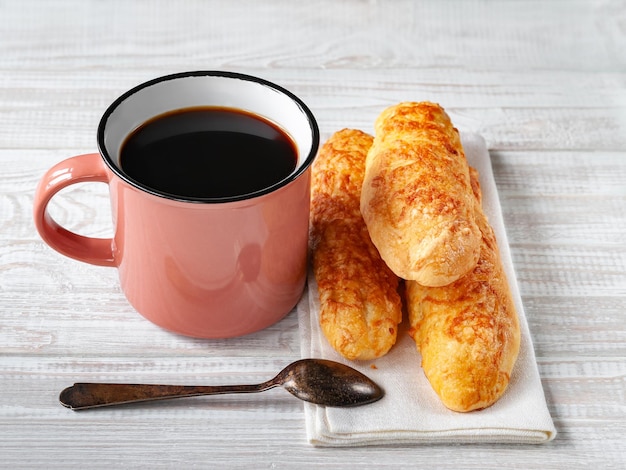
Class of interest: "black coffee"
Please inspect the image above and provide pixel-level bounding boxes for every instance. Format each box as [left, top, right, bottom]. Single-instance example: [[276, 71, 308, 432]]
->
[[120, 107, 298, 199]]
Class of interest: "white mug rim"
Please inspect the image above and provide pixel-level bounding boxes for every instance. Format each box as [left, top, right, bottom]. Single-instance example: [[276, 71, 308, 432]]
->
[[96, 71, 320, 204]]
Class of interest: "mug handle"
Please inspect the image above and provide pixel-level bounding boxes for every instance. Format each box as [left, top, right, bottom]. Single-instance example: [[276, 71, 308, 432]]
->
[[33, 153, 117, 267]]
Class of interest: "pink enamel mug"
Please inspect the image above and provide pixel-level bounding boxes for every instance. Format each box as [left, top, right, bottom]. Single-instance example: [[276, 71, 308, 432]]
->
[[33, 71, 319, 338]]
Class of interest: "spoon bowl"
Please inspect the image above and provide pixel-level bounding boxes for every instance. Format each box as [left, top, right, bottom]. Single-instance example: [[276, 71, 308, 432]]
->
[[275, 359, 383, 407], [59, 358, 384, 410]]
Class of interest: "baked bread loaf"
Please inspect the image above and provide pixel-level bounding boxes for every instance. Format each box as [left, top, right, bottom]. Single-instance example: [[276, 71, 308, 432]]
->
[[406, 169, 520, 412], [310, 129, 402, 360], [360, 101, 481, 286]]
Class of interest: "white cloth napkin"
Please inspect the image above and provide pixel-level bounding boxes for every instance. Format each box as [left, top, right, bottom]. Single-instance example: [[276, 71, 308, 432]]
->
[[298, 133, 557, 446]]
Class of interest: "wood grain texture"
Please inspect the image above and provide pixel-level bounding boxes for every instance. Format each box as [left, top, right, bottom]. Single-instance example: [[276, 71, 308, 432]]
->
[[1, 0, 625, 468]]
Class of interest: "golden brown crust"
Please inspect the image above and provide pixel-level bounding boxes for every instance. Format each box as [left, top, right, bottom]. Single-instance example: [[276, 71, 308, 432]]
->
[[406, 169, 520, 412], [310, 129, 402, 360], [468, 166, 482, 207], [360, 102, 481, 286]]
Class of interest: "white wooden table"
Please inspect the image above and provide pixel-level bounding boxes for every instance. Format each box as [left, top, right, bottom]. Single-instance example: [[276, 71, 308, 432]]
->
[[1, 1, 625, 468]]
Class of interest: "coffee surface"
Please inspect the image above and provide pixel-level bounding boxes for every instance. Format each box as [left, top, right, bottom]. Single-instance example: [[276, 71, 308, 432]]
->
[[120, 107, 297, 199]]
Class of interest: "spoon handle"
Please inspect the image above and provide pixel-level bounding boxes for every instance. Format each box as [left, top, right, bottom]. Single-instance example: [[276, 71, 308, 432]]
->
[[60, 382, 275, 410]]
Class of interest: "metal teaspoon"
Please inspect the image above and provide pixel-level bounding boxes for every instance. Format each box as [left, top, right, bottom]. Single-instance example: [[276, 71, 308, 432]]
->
[[59, 359, 384, 410]]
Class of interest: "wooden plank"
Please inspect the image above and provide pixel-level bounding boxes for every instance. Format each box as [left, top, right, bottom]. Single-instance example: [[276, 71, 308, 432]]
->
[[1, 71, 625, 150]]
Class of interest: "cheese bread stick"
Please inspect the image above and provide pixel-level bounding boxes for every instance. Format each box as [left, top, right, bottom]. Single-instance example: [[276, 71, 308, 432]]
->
[[310, 129, 402, 360], [361, 102, 481, 286], [406, 169, 520, 412]]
